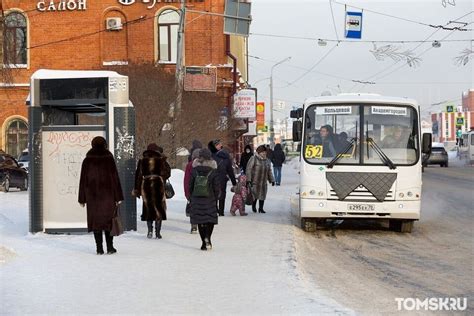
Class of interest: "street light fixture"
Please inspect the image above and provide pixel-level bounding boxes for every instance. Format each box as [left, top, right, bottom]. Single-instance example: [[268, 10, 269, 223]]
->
[[269, 56, 291, 147]]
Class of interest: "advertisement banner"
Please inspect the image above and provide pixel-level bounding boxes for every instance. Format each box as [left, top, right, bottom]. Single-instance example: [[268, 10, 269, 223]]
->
[[234, 89, 256, 118], [256, 102, 265, 131]]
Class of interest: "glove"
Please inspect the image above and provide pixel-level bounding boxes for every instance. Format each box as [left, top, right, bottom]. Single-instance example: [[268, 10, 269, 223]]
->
[[271, 182, 275, 186], [79, 203, 85, 208], [246, 181, 252, 187]]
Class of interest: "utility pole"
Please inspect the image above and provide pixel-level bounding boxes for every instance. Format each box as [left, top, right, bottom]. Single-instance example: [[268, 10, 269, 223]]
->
[[269, 56, 291, 148], [175, 0, 186, 113]]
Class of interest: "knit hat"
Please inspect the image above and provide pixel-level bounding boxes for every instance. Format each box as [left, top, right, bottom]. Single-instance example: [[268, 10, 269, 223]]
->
[[212, 139, 221, 146], [147, 143, 163, 153], [91, 136, 107, 149], [256, 145, 266, 154], [199, 148, 212, 160], [192, 148, 201, 160]]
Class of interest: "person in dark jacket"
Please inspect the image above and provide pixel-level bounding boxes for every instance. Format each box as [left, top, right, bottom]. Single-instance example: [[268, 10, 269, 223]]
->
[[79, 136, 124, 255], [132, 143, 171, 239], [239, 144, 253, 174], [189, 148, 220, 251], [271, 143, 286, 186], [208, 139, 237, 216], [184, 148, 201, 234], [188, 139, 202, 162]]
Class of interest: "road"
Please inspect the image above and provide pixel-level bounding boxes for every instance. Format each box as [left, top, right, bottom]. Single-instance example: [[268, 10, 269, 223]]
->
[[294, 161, 474, 315]]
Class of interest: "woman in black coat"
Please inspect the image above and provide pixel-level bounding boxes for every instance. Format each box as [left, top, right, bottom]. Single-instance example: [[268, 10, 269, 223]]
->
[[79, 136, 124, 255], [189, 148, 220, 251], [133, 143, 171, 239]]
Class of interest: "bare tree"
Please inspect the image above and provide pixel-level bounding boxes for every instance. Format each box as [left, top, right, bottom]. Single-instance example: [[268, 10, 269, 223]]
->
[[105, 62, 236, 166]]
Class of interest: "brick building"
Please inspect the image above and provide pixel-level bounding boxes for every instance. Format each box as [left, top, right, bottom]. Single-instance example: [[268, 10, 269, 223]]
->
[[431, 89, 474, 143], [0, 0, 248, 157]]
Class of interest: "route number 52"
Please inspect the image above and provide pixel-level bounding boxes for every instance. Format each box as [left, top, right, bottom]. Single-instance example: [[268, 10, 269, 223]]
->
[[305, 145, 323, 159]]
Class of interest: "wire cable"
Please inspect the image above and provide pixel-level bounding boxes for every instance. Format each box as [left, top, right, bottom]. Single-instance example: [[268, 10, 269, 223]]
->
[[328, 0, 340, 41]]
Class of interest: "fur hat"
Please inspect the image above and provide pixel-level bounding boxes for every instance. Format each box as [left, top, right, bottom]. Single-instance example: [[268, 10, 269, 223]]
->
[[147, 143, 160, 152], [256, 145, 267, 154], [199, 148, 212, 160], [91, 136, 107, 149]]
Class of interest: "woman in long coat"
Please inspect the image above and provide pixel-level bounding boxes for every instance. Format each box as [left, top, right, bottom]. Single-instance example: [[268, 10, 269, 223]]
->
[[79, 136, 124, 255], [183, 148, 201, 234], [246, 145, 275, 214], [189, 148, 220, 251], [239, 144, 253, 174], [133, 143, 171, 239]]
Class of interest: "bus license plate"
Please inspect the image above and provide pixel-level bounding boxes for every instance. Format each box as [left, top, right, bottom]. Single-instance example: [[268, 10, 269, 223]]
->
[[347, 204, 375, 211]]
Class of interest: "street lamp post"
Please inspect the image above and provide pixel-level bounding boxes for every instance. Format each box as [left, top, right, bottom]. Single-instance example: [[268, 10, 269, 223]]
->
[[269, 56, 291, 147]]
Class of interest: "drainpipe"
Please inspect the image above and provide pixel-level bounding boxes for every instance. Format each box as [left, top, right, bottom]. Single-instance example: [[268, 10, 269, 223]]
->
[[225, 35, 237, 96]]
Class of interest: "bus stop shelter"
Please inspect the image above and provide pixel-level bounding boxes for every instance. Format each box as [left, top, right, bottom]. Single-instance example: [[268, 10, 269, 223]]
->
[[28, 69, 136, 233]]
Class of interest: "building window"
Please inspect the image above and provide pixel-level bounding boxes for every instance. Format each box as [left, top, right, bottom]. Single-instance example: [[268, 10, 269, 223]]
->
[[3, 12, 27, 66], [6, 119, 28, 158], [158, 9, 180, 63]]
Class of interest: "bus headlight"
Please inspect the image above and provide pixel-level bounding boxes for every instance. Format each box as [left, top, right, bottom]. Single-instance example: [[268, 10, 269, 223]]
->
[[318, 191, 324, 197], [407, 191, 413, 197], [310, 190, 316, 195], [398, 192, 405, 198]]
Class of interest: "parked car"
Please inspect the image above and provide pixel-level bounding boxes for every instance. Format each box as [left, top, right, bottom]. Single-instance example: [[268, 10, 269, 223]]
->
[[0, 151, 28, 192], [423, 143, 448, 167], [18, 149, 30, 173]]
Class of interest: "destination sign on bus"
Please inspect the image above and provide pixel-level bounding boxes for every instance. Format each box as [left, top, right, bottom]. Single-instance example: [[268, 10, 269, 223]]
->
[[371, 106, 407, 116], [316, 106, 352, 115]]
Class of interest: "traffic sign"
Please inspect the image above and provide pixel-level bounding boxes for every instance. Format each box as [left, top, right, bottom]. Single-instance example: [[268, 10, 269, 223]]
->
[[345, 11, 363, 39], [456, 117, 464, 126], [446, 105, 454, 113]]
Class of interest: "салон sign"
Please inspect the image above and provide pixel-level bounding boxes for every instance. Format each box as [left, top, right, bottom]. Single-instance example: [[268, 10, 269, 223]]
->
[[37, 0, 87, 11]]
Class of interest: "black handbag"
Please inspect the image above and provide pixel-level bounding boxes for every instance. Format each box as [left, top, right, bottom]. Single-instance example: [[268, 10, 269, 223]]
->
[[111, 205, 124, 236], [165, 180, 175, 199]]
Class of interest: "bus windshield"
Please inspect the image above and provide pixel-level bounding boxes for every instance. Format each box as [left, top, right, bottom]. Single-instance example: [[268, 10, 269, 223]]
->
[[303, 104, 419, 166]]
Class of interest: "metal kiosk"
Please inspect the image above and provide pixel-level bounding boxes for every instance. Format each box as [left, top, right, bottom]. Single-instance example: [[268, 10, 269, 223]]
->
[[28, 70, 136, 233]]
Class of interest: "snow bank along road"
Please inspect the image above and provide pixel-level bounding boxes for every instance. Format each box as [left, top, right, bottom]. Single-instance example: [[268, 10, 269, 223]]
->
[[0, 168, 352, 315], [295, 162, 473, 315]]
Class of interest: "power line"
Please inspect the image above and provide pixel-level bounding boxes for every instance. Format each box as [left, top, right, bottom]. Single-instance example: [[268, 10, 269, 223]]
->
[[328, 0, 340, 41], [249, 32, 472, 43]]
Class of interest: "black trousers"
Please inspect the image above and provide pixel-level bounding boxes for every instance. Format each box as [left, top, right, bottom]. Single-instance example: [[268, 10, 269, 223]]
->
[[197, 223, 214, 242]]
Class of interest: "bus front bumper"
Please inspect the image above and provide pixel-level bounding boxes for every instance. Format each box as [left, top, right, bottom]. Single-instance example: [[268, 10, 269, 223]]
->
[[300, 198, 420, 220]]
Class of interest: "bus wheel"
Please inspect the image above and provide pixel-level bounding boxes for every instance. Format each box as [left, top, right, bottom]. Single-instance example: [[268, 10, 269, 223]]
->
[[301, 218, 317, 232], [389, 220, 414, 233]]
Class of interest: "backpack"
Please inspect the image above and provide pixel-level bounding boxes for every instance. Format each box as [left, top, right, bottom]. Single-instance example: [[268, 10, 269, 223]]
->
[[193, 170, 213, 197]]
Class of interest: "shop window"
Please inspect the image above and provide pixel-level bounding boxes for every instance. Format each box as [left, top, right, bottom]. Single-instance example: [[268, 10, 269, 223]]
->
[[3, 12, 27, 66], [158, 9, 180, 63], [6, 119, 28, 158]]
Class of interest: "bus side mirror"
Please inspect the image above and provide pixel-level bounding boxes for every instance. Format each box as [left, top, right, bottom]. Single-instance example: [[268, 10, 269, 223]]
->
[[293, 121, 302, 142], [422, 133, 432, 154], [290, 108, 303, 119]]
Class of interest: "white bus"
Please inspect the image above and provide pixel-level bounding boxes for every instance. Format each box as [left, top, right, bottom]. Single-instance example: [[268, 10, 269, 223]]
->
[[459, 130, 474, 164], [291, 94, 432, 233]]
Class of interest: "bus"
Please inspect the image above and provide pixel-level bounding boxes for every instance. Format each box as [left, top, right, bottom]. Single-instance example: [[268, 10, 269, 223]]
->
[[459, 130, 474, 164], [290, 94, 432, 233]]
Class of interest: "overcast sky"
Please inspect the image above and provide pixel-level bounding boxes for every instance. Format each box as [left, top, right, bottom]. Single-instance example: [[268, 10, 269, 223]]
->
[[248, 0, 473, 121]]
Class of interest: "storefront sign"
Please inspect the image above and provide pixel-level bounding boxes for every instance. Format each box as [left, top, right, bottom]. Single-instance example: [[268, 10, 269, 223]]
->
[[256, 102, 265, 131], [37, 0, 87, 11], [118, 0, 203, 9], [234, 89, 256, 119]]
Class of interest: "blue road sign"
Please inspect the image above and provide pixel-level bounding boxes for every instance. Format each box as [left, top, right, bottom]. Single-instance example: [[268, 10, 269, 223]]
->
[[345, 11, 363, 39]]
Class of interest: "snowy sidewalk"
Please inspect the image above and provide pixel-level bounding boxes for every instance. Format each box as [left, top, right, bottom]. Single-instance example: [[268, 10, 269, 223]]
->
[[0, 166, 351, 315]]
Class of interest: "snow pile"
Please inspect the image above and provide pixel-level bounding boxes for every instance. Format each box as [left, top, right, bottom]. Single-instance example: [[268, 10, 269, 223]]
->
[[0, 165, 352, 314]]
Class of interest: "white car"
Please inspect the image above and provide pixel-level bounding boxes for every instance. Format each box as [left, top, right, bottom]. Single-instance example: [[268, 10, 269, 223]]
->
[[18, 149, 29, 173]]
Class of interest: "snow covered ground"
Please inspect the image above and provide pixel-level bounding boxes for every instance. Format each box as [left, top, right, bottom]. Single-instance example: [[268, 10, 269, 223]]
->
[[0, 162, 353, 315]]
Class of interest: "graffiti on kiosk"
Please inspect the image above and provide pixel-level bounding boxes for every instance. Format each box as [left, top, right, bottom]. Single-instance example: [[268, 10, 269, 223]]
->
[[46, 131, 92, 157], [115, 127, 135, 160]]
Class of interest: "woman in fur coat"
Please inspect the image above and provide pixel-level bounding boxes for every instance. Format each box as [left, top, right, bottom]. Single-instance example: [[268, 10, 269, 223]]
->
[[189, 148, 220, 251], [245, 145, 275, 214], [183, 148, 201, 234], [133, 143, 171, 239], [79, 136, 124, 255]]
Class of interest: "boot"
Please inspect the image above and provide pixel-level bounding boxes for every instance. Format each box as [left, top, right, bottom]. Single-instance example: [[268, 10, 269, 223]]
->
[[104, 231, 116, 254], [218, 199, 225, 216], [198, 224, 207, 251], [155, 220, 162, 239], [205, 224, 214, 250], [147, 221, 153, 239], [252, 200, 257, 213], [190, 224, 198, 234], [94, 231, 104, 255], [258, 200, 266, 214]]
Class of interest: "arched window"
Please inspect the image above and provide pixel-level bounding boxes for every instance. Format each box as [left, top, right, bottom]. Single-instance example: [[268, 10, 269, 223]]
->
[[4, 12, 27, 65], [6, 119, 28, 158], [158, 10, 180, 63]]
